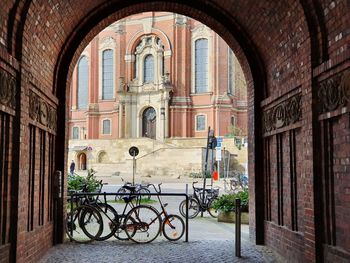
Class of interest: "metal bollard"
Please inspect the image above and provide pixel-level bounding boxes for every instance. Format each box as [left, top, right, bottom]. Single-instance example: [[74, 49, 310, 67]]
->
[[235, 198, 241, 258]]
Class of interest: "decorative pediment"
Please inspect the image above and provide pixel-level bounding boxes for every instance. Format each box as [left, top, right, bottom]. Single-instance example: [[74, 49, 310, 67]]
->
[[135, 35, 164, 54], [99, 36, 116, 50], [191, 25, 211, 39]]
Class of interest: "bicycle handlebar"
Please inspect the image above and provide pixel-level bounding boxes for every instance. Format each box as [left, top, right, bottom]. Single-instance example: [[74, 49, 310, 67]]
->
[[147, 183, 162, 193]]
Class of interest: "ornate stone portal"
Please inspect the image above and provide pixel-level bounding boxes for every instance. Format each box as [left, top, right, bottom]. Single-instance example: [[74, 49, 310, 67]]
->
[[118, 35, 172, 140]]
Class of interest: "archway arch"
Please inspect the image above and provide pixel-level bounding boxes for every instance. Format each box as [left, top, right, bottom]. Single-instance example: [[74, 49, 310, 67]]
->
[[52, 2, 266, 247], [3, 1, 347, 262]]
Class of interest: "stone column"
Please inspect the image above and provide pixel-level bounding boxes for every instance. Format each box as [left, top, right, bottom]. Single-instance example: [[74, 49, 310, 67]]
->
[[118, 102, 124, 138], [124, 96, 131, 138]]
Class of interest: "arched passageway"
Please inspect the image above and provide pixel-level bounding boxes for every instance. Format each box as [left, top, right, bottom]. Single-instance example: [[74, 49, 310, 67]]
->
[[77, 153, 87, 171], [0, 1, 349, 263]]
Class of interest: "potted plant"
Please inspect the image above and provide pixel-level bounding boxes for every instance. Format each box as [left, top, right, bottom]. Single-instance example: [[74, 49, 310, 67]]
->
[[212, 189, 249, 224]]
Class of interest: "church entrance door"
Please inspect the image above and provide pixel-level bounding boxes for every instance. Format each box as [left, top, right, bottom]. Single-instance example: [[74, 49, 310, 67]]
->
[[142, 107, 156, 139]]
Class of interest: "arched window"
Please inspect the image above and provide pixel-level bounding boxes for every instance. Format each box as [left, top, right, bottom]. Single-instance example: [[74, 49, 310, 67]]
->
[[102, 49, 113, 99], [228, 49, 235, 95], [144, 55, 154, 83], [102, 119, 111, 134], [77, 56, 88, 109], [194, 39, 208, 93]]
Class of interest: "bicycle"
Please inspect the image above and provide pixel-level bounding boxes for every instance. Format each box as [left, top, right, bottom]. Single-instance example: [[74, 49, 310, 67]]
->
[[66, 186, 104, 243], [67, 180, 121, 242], [224, 174, 248, 194], [147, 183, 185, 241], [178, 181, 219, 219], [115, 177, 151, 201], [107, 184, 141, 241]]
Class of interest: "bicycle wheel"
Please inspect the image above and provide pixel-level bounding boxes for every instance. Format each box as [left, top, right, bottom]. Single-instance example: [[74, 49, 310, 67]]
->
[[208, 198, 219, 218], [79, 205, 103, 241], [138, 187, 151, 200], [124, 205, 161, 243], [94, 203, 119, 241], [115, 215, 136, 241], [162, 214, 185, 241], [179, 197, 200, 219], [66, 205, 102, 243], [115, 187, 128, 201]]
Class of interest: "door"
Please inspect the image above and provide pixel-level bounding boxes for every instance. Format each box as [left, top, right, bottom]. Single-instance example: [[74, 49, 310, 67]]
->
[[142, 107, 156, 139]]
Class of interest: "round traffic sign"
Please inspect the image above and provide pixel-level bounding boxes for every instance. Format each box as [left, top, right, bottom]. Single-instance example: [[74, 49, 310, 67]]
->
[[129, 146, 139, 157]]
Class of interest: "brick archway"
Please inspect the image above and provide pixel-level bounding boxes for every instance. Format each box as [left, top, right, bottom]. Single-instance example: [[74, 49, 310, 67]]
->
[[0, 1, 349, 263]]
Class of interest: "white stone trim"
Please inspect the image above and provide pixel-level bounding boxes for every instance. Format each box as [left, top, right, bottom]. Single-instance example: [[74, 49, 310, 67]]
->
[[195, 113, 207, 132], [99, 37, 116, 100], [101, 118, 112, 135], [72, 126, 80, 139], [227, 47, 236, 95], [191, 25, 213, 94]]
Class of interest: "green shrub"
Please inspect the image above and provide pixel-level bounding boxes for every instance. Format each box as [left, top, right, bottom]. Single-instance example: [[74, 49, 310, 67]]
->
[[68, 169, 100, 192], [212, 189, 249, 213], [212, 194, 236, 213], [188, 171, 211, 178]]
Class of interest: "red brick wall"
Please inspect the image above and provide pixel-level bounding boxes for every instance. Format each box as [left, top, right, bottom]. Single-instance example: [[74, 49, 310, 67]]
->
[[0, 1, 349, 263]]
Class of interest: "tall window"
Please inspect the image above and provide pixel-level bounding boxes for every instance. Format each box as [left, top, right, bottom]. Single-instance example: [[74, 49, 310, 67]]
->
[[77, 56, 88, 109], [228, 49, 235, 95], [72, 127, 79, 139], [195, 39, 208, 93], [102, 119, 111, 134], [102, 49, 113, 99], [144, 55, 154, 83], [196, 115, 206, 131]]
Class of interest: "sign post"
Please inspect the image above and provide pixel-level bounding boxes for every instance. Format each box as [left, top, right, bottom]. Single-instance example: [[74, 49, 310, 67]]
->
[[216, 137, 223, 180], [129, 146, 139, 185]]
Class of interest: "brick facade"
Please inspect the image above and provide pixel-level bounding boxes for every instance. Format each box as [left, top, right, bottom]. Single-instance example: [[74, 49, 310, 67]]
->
[[0, 1, 349, 263], [68, 12, 247, 141]]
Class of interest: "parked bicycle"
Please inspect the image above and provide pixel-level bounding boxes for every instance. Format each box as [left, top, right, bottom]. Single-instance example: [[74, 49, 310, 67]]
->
[[179, 181, 219, 219], [147, 183, 185, 241], [115, 177, 151, 201], [224, 174, 248, 194], [66, 183, 104, 243]]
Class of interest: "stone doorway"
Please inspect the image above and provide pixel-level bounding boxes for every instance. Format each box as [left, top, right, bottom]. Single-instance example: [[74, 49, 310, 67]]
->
[[77, 152, 87, 170], [142, 107, 156, 139]]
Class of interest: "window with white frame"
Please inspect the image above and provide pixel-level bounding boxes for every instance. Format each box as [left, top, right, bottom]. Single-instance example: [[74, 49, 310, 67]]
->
[[144, 54, 154, 83], [228, 48, 235, 95], [196, 115, 206, 131], [102, 119, 111, 134], [194, 39, 208, 93], [72, 127, 79, 139], [102, 49, 113, 100], [77, 56, 89, 109]]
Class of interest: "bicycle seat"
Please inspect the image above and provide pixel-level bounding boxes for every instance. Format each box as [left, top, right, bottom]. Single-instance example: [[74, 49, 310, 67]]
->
[[122, 195, 137, 203], [122, 185, 137, 192]]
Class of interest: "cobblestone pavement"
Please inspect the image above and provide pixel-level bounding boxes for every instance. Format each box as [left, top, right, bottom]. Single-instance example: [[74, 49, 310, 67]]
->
[[41, 184, 282, 262], [40, 239, 279, 263]]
